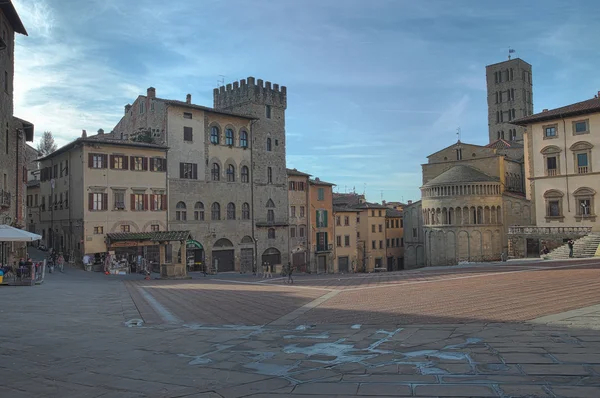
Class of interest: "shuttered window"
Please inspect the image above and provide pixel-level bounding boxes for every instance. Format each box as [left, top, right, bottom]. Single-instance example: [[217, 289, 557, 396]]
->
[[88, 153, 108, 169], [88, 192, 108, 211]]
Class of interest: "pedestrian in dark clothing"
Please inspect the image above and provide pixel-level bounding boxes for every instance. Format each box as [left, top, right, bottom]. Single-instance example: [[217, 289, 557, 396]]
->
[[568, 239, 574, 258], [286, 262, 294, 284]]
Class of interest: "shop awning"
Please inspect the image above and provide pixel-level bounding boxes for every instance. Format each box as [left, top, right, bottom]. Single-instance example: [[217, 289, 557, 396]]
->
[[106, 231, 190, 243], [186, 239, 203, 249], [0, 224, 42, 242]]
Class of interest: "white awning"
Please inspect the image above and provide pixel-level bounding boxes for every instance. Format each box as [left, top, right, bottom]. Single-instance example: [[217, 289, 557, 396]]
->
[[0, 225, 42, 242]]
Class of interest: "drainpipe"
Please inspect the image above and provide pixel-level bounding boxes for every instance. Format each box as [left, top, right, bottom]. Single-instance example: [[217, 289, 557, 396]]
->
[[15, 129, 19, 227], [250, 120, 257, 269], [561, 114, 570, 213]]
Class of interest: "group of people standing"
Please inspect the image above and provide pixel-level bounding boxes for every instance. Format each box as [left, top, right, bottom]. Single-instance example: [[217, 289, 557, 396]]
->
[[257, 261, 294, 284]]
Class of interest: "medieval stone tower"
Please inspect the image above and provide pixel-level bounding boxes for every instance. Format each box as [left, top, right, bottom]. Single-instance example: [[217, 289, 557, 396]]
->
[[485, 58, 533, 144], [214, 77, 290, 266]]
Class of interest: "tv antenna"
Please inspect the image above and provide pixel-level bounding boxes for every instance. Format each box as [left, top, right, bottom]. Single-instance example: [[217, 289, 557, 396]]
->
[[508, 47, 515, 60], [456, 127, 461, 141], [217, 75, 225, 87]]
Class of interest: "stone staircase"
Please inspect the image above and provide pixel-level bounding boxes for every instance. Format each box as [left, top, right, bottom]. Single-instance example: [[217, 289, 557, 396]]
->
[[546, 233, 600, 260]]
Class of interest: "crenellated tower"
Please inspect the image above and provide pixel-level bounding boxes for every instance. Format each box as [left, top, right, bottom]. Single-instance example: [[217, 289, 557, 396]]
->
[[214, 77, 290, 266]]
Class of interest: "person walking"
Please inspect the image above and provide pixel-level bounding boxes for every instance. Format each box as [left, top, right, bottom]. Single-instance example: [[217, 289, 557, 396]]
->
[[286, 261, 294, 284], [57, 253, 65, 273], [266, 262, 272, 279], [568, 239, 574, 258]]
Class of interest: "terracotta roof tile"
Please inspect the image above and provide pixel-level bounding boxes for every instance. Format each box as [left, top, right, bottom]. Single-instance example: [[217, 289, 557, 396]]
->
[[424, 165, 499, 187], [106, 231, 190, 242], [512, 97, 600, 126]]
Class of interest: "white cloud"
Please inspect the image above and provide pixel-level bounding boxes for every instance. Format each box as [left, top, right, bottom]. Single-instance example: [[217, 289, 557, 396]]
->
[[13, 1, 136, 146]]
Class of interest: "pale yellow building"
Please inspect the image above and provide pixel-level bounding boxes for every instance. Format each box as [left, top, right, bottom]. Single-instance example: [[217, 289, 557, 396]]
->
[[506, 95, 600, 256], [354, 202, 388, 272], [333, 206, 360, 273], [37, 132, 168, 263], [515, 96, 600, 230], [385, 208, 404, 270], [287, 168, 310, 271]]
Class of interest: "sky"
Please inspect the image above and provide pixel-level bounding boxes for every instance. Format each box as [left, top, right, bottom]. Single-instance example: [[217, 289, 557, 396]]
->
[[12, 0, 600, 203]]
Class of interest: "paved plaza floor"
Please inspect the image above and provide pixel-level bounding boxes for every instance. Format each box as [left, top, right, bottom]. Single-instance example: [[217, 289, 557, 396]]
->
[[1, 258, 600, 397]]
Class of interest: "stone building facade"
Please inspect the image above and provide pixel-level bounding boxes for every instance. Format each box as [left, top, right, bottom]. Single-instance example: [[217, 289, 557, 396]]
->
[[354, 202, 388, 272], [413, 140, 532, 266], [385, 208, 404, 270], [403, 200, 425, 269], [112, 78, 290, 272], [333, 206, 360, 273], [287, 168, 310, 271], [508, 95, 600, 257], [213, 78, 290, 270], [36, 133, 168, 260], [308, 178, 335, 273], [486, 57, 533, 144], [0, 2, 33, 265]]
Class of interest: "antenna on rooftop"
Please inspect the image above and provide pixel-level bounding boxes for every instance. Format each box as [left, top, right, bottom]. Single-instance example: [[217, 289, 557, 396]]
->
[[456, 127, 461, 142], [217, 75, 225, 87], [508, 47, 515, 60], [363, 183, 366, 196], [380, 190, 383, 203]]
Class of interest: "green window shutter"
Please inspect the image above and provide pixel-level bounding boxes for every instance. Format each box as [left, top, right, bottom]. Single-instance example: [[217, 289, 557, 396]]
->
[[323, 210, 328, 227]]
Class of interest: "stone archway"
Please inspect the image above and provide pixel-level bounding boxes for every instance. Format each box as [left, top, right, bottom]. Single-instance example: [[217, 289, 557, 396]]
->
[[262, 247, 281, 266]]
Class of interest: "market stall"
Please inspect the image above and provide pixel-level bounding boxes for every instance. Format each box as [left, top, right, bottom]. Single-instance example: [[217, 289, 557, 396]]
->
[[105, 231, 190, 278], [0, 225, 43, 286]]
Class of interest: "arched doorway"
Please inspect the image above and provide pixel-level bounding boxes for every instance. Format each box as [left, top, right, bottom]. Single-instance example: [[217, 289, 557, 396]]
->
[[262, 247, 281, 267], [212, 238, 235, 272], [186, 238, 204, 271]]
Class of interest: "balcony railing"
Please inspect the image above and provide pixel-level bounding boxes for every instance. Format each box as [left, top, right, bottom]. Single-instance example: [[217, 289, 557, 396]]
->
[[0, 189, 10, 207], [508, 226, 592, 236], [547, 169, 558, 176], [255, 218, 289, 227], [316, 243, 333, 253], [578, 166, 589, 174]]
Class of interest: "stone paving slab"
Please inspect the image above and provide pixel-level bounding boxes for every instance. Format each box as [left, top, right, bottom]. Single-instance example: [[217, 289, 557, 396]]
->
[[3, 267, 600, 397]]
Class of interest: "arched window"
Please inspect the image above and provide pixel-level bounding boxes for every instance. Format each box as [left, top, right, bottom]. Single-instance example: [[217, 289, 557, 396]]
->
[[227, 202, 236, 220], [194, 202, 204, 221], [225, 128, 234, 146], [268, 228, 275, 239], [242, 202, 250, 220], [211, 202, 220, 220], [227, 164, 235, 182], [267, 209, 275, 222], [241, 166, 249, 183], [176, 201, 187, 221], [267, 167, 273, 183], [240, 131, 248, 148], [210, 126, 219, 144], [211, 163, 220, 181], [267, 138, 272, 151]]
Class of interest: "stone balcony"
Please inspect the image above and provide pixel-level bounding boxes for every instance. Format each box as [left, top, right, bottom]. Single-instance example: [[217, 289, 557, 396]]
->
[[508, 226, 592, 237]]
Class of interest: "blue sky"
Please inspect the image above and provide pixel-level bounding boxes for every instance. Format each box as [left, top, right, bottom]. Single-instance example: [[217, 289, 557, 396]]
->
[[12, 0, 600, 202]]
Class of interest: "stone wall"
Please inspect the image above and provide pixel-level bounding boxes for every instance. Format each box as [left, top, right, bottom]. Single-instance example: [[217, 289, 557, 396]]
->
[[214, 77, 290, 267], [485, 58, 533, 143], [403, 201, 424, 269]]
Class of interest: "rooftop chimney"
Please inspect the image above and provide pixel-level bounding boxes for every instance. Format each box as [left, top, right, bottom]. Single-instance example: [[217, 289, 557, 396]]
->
[[543, 109, 548, 112], [125, 104, 132, 115], [186, 94, 191, 104], [596, 91, 600, 98], [147, 87, 156, 98], [81, 129, 87, 138], [408, 200, 413, 205], [315, 177, 320, 181], [97, 128, 104, 135]]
